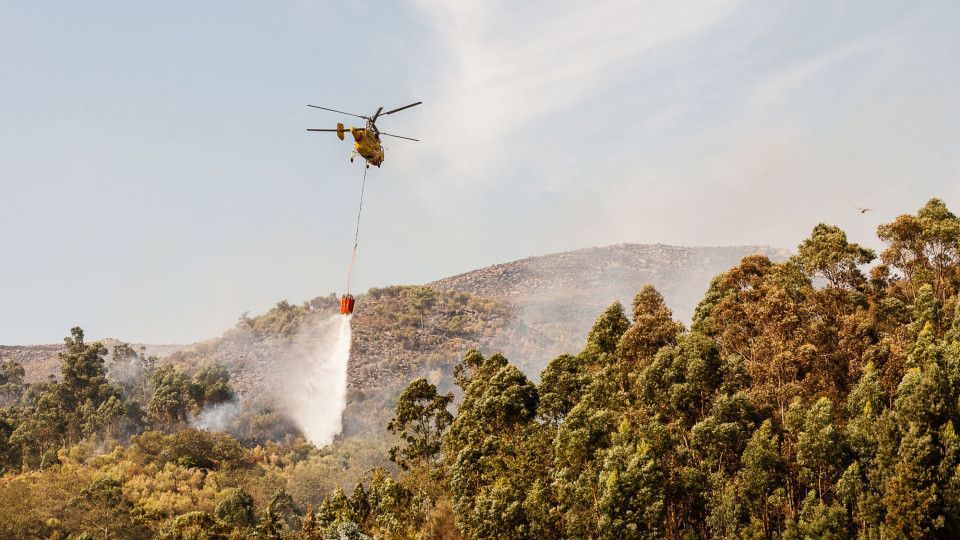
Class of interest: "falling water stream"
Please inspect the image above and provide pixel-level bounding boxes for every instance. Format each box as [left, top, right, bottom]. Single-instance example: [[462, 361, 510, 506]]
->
[[283, 314, 352, 447]]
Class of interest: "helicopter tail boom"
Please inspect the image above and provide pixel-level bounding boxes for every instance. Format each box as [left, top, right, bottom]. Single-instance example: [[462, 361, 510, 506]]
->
[[306, 123, 351, 141]]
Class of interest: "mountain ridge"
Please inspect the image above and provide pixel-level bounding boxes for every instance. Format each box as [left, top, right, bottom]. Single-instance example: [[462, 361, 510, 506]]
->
[[429, 242, 790, 341], [4, 243, 790, 395]]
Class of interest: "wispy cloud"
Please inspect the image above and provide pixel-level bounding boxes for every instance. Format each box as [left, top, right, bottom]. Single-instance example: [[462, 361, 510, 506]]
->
[[412, 0, 744, 180], [745, 32, 908, 116]]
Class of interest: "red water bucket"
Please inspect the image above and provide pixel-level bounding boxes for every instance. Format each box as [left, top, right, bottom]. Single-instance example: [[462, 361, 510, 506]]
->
[[340, 294, 355, 315]]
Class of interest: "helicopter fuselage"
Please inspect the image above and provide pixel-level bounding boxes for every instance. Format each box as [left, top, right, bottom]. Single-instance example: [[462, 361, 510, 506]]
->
[[350, 125, 384, 167]]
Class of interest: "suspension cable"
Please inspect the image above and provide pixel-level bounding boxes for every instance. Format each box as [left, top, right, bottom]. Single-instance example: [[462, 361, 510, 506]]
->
[[346, 165, 368, 295]]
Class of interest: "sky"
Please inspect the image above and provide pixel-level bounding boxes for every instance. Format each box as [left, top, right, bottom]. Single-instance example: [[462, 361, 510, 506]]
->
[[1, 1, 959, 345]]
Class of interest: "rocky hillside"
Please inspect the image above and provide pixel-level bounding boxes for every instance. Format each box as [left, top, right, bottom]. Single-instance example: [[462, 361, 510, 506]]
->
[[0, 341, 187, 385], [152, 244, 789, 402], [430, 243, 790, 344], [0, 344, 63, 383]]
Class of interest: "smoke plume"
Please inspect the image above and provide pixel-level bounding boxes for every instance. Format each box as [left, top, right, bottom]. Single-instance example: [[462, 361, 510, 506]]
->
[[191, 398, 242, 432], [279, 314, 352, 447]]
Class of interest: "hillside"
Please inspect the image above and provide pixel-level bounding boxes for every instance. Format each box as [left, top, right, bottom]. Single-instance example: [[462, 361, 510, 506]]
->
[[0, 289, 548, 437], [430, 243, 790, 351], [158, 288, 561, 435], [0, 341, 188, 386], [4, 244, 788, 401], [5, 244, 787, 397]]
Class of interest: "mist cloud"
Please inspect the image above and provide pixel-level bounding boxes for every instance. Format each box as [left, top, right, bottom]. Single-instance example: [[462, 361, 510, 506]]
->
[[277, 315, 352, 447]]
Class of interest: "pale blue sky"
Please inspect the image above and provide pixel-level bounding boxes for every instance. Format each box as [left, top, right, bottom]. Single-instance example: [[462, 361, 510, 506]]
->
[[2, 1, 958, 344]]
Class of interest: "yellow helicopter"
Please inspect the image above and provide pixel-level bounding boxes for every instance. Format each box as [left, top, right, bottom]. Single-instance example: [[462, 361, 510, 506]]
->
[[307, 102, 421, 167]]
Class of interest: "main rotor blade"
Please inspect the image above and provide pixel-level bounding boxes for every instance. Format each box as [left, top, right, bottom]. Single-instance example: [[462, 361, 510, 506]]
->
[[371, 106, 384, 123], [379, 132, 419, 141], [307, 128, 365, 133], [382, 101, 422, 115], [307, 104, 368, 119]]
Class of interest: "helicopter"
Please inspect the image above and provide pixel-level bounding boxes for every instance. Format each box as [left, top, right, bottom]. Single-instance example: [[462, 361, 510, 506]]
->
[[307, 101, 421, 167]]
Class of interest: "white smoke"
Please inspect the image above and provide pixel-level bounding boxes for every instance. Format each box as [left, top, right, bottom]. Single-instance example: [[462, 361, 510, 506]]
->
[[191, 398, 242, 432], [280, 314, 352, 447]]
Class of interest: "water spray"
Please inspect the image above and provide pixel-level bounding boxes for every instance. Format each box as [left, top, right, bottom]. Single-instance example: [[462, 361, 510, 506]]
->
[[282, 315, 352, 447]]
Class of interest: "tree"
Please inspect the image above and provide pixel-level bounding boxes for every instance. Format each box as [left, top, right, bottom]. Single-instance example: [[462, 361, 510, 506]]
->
[[877, 198, 960, 302], [189, 363, 234, 410], [159, 511, 233, 540], [690, 390, 757, 477], [734, 420, 786, 538], [365, 468, 423, 538], [66, 475, 147, 539], [583, 301, 630, 363], [0, 358, 25, 407], [405, 286, 439, 329], [298, 506, 324, 540], [538, 353, 591, 423], [349, 480, 371, 526], [169, 428, 246, 470], [109, 343, 157, 404], [215, 488, 256, 531], [445, 350, 549, 538], [596, 420, 667, 539], [387, 378, 453, 471], [913, 284, 945, 336], [256, 488, 301, 539], [837, 362, 887, 534], [551, 377, 620, 538], [56, 327, 125, 442], [793, 490, 852, 540], [323, 520, 370, 540], [0, 407, 20, 474], [148, 363, 191, 429], [875, 327, 960, 537], [693, 256, 814, 424], [9, 391, 66, 469], [618, 285, 684, 364], [793, 223, 875, 289], [794, 398, 842, 505]]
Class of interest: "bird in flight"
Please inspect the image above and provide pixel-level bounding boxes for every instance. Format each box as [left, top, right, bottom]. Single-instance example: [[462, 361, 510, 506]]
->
[[855, 207, 874, 214]]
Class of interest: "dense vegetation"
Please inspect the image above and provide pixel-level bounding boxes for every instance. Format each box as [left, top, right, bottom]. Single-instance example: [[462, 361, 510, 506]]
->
[[0, 326, 392, 538], [2, 197, 960, 538]]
